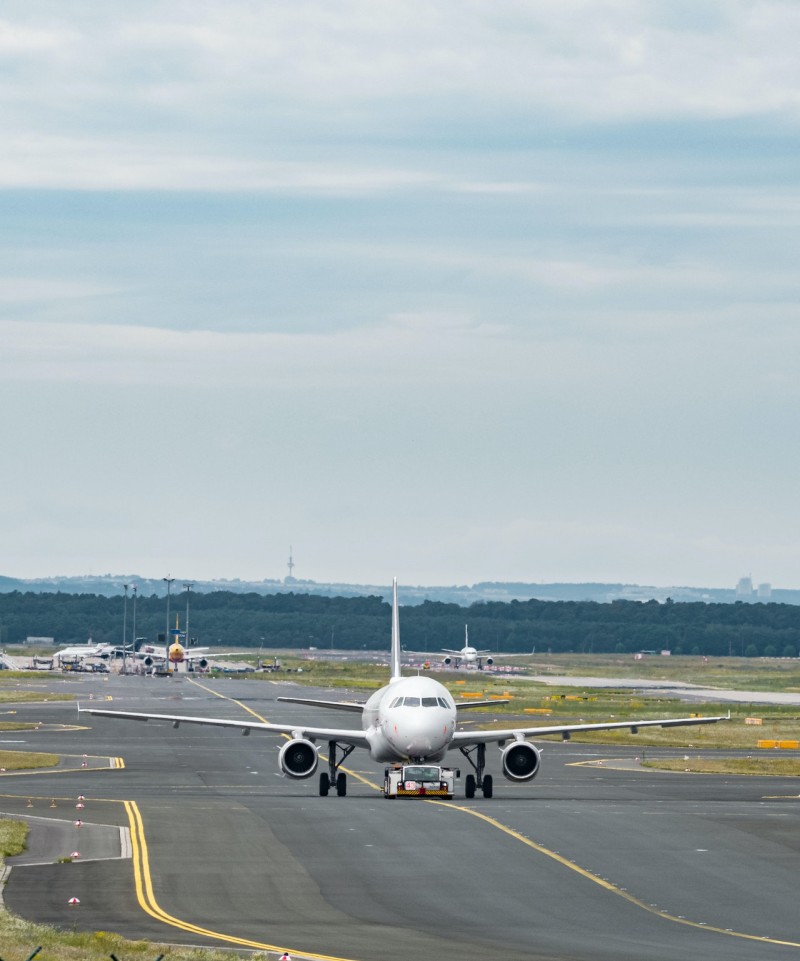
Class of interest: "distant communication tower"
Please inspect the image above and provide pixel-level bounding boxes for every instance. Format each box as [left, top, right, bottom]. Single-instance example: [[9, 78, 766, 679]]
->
[[287, 545, 296, 581]]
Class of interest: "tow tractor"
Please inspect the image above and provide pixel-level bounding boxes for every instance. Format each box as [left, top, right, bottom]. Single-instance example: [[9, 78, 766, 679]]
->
[[383, 763, 458, 799]]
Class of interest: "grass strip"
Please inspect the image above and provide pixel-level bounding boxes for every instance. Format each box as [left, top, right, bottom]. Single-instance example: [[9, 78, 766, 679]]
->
[[0, 750, 59, 771], [643, 756, 800, 776]]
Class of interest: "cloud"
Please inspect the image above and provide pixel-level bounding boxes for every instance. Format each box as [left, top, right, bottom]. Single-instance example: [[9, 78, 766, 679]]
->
[[1, 3, 799, 191], [0, 315, 525, 389]]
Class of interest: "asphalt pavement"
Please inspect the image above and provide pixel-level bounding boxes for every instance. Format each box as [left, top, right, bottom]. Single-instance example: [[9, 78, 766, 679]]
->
[[1, 671, 799, 961]]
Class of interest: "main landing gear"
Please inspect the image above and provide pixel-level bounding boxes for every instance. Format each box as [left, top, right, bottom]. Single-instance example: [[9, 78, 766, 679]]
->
[[319, 740, 354, 797], [458, 743, 493, 799]]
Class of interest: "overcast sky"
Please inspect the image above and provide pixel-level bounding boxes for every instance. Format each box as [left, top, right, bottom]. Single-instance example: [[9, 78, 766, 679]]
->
[[2, 1, 800, 589]]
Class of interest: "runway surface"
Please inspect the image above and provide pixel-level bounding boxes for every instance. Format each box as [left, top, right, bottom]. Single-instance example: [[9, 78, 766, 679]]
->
[[1, 672, 799, 960]]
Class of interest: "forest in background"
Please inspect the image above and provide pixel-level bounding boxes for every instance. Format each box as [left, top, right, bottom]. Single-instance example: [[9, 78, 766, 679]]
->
[[1, 590, 799, 658]]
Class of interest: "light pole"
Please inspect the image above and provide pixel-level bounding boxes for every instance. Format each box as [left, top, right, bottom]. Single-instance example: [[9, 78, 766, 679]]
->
[[184, 583, 193, 650], [127, 585, 137, 676], [163, 575, 175, 671], [122, 584, 129, 675]]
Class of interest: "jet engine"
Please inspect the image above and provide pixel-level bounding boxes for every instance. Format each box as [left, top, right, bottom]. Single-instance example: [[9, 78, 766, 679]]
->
[[443, 656, 453, 666], [142, 655, 155, 667], [278, 738, 319, 779], [485, 656, 494, 666], [500, 741, 541, 782], [194, 657, 208, 669]]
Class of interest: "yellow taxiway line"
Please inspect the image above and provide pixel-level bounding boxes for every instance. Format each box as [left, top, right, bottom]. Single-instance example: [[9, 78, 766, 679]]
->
[[124, 798, 358, 959], [187, 677, 382, 791], [425, 801, 800, 949]]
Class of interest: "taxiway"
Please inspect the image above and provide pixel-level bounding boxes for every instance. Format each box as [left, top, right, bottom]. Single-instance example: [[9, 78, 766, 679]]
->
[[1, 673, 798, 960]]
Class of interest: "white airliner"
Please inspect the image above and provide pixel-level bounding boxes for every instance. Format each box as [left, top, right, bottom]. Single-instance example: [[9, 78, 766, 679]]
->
[[81, 580, 728, 799], [54, 641, 116, 663], [408, 625, 531, 670]]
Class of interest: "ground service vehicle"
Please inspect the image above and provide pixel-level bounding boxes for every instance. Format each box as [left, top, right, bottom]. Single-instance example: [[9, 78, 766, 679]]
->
[[384, 763, 457, 799]]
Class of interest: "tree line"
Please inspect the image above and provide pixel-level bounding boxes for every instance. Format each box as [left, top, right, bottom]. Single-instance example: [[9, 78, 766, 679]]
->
[[0, 590, 799, 657]]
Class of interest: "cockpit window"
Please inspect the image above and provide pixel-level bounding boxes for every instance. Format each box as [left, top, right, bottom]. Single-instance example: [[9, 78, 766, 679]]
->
[[393, 695, 449, 708]]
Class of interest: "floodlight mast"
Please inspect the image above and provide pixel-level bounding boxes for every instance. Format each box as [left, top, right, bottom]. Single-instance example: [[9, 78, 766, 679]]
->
[[163, 576, 175, 670], [122, 585, 129, 675], [126, 585, 137, 675], [184, 583, 193, 652]]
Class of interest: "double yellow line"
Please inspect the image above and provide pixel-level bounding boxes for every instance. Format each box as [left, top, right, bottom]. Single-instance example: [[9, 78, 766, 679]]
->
[[124, 798, 354, 960]]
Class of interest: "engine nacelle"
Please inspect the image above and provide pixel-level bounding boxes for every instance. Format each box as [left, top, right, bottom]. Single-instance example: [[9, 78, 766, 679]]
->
[[443, 656, 453, 666], [142, 655, 154, 667], [278, 738, 319, 780], [501, 741, 541, 782], [485, 656, 494, 666], [194, 657, 208, 669]]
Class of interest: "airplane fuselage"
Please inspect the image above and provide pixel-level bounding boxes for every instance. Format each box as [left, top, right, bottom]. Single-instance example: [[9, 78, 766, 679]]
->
[[362, 675, 456, 763]]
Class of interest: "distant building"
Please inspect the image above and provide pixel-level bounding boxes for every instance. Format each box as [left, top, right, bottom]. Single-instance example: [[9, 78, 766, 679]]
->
[[757, 582, 772, 600], [735, 577, 754, 598], [25, 636, 55, 646]]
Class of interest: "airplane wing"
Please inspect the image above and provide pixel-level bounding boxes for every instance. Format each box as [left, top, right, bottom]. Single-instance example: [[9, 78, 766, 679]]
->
[[277, 696, 365, 713], [183, 650, 241, 661], [450, 713, 729, 745], [79, 707, 371, 748]]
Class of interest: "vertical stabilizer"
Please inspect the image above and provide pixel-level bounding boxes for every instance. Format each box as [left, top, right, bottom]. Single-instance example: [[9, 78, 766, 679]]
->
[[390, 578, 402, 681]]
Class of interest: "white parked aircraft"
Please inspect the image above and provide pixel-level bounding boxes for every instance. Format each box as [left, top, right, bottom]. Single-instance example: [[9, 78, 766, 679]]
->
[[54, 641, 116, 663], [407, 625, 531, 670], [81, 580, 728, 799]]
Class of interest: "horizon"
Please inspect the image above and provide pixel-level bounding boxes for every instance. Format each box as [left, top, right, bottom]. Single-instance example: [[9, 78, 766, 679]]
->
[[0, 569, 788, 595]]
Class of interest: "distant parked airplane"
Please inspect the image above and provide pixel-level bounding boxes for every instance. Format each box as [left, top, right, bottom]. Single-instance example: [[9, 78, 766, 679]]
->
[[53, 641, 115, 664], [406, 626, 531, 670]]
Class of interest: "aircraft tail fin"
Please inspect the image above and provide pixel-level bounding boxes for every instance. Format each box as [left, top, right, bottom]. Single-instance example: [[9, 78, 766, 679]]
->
[[390, 578, 402, 681]]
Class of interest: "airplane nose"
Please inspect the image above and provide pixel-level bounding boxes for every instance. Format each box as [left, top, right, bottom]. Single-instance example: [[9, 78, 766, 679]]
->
[[391, 714, 443, 755]]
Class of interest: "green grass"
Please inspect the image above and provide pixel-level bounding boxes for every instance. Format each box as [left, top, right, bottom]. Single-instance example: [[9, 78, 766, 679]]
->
[[0, 818, 28, 857], [0, 749, 59, 770], [643, 756, 800, 776], [501, 652, 800, 692], [0, 690, 73, 704]]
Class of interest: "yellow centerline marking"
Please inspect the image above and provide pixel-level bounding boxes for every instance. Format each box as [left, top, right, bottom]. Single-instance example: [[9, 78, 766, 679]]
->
[[424, 799, 800, 949], [187, 678, 381, 791]]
